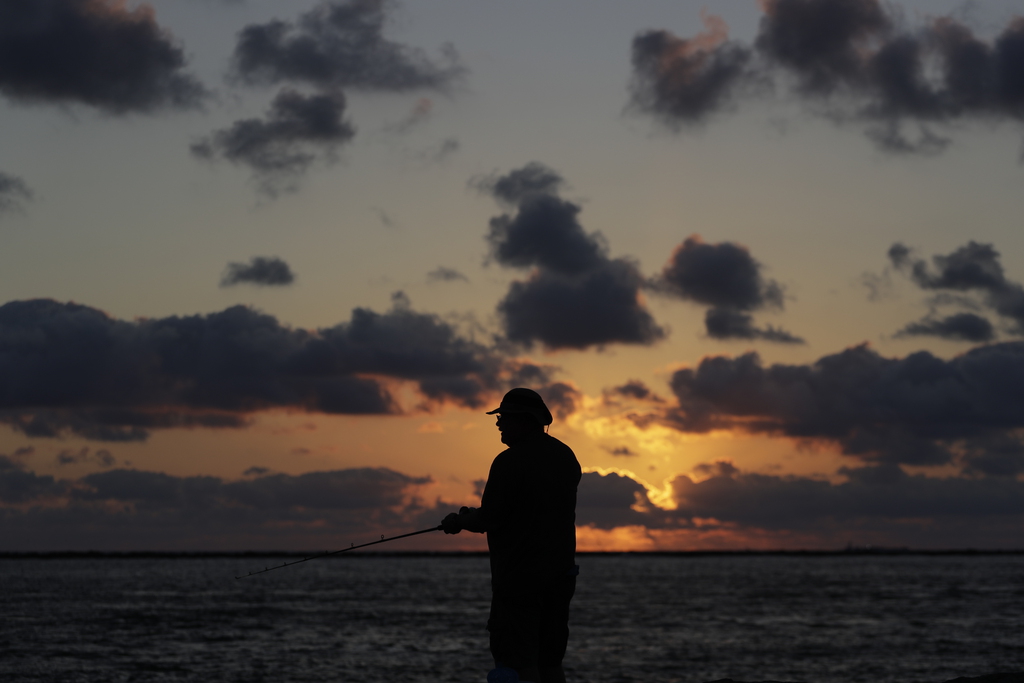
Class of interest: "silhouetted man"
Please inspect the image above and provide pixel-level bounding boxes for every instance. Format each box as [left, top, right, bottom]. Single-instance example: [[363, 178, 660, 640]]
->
[[442, 388, 581, 683]]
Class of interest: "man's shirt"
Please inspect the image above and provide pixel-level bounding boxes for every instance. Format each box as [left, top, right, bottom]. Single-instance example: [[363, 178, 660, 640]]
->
[[480, 433, 581, 585]]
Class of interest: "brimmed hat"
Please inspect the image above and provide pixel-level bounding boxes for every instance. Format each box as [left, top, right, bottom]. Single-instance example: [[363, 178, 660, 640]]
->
[[485, 388, 553, 426]]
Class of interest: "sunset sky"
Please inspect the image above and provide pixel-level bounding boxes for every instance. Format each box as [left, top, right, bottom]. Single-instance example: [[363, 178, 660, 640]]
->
[[3, 0, 1024, 551]]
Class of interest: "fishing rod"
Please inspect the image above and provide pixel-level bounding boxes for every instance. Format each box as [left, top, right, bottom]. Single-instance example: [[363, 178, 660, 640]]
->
[[235, 525, 443, 579]]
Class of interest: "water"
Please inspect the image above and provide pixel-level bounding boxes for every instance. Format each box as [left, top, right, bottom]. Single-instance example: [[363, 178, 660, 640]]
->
[[2, 554, 1022, 683]]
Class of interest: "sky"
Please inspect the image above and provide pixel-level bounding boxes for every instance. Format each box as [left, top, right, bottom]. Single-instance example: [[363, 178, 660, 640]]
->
[[2, 0, 1024, 551]]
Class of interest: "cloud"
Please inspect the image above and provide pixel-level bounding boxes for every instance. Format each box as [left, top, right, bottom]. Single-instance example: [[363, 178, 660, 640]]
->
[[704, 308, 805, 344], [755, 0, 889, 94], [480, 163, 665, 350], [486, 194, 607, 275], [0, 297, 511, 441], [864, 121, 950, 155], [653, 341, 1024, 469], [473, 161, 566, 206], [0, 465, 434, 550], [0, 172, 32, 214], [860, 268, 894, 302], [630, 1, 1024, 153], [629, 12, 753, 126], [372, 207, 397, 228], [498, 261, 665, 350], [191, 88, 355, 196], [221, 256, 296, 287], [535, 381, 582, 420], [55, 447, 115, 468], [0, 466, 64, 506], [0, 0, 207, 113], [426, 267, 468, 284], [960, 434, 1024, 478], [417, 137, 460, 164], [576, 471, 661, 530], [889, 241, 1024, 337], [7, 458, 1024, 550], [232, 0, 464, 93], [604, 379, 663, 404], [656, 236, 784, 310], [891, 241, 1004, 290], [895, 312, 995, 342], [654, 235, 802, 343], [575, 465, 1024, 547], [692, 459, 739, 478], [671, 462, 1024, 533], [385, 97, 432, 133]]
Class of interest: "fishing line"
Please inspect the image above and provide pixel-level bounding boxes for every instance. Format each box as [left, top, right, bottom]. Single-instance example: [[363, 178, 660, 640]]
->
[[235, 525, 443, 579]]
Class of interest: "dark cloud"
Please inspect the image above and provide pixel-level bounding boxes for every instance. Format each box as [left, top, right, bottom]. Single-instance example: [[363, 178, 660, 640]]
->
[[629, 15, 753, 125], [705, 308, 805, 344], [0, 172, 32, 213], [576, 471, 660, 530], [0, 0, 206, 113], [486, 195, 607, 275], [482, 164, 665, 350], [892, 241, 1005, 290], [605, 379, 662, 403], [0, 297, 508, 441], [692, 459, 739, 478], [473, 162, 566, 207], [0, 465, 433, 550], [2, 446, 35, 467], [605, 446, 637, 457], [864, 121, 951, 155], [896, 312, 995, 343], [671, 462, 1024, 533], [656, 236, 783, 310], [756, 0, 889, 94], [191, 88, 355, 196], [573, 465, 1024, 547], [498, 260, 665, 350], [960, 435, 1024, 478], [655, 341, 1024, 468], [426, 266, 468, 283], [7, 460, 1024, 549], [501, 360, 557, 386], [631, 2, 1024, 153], [535, 381, 582, 421], [221, 256, 296, 287], [55, 447, 115, 468], [655, 235, 802, 343], [889, 241, 1024, 336], [232, 0, 464, 93], [3, 410, 246, 443], [0, 467, 64, 506]]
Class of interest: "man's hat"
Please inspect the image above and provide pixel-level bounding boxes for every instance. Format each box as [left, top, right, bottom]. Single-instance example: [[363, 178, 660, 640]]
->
[[485, 388, 553, 426]]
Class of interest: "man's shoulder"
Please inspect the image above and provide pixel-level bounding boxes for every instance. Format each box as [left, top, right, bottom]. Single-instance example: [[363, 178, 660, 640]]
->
[[496, 434, 578, 465], [541, 433, 577, 457]]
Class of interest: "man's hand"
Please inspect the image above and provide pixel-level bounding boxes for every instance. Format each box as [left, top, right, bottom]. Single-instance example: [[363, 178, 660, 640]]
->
[[458, 506, 486, 533], [441, 512, 462, 534]]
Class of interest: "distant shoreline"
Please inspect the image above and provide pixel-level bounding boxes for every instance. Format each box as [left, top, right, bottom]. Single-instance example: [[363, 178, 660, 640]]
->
[[2, 549, 1024, 559]]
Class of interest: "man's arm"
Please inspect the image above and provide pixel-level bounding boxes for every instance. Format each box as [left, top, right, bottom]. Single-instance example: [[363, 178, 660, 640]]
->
[[441, 452, 504, 534], [441, 506, 487, 534], [457, 506, 487, 532]]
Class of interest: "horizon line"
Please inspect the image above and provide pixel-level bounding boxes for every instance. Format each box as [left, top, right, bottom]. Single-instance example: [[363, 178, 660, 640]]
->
[[3, 548, 1024, 559]]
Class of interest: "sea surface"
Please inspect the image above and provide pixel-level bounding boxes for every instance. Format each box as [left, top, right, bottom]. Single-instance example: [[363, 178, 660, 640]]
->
[[1, 553, 1022, 683]]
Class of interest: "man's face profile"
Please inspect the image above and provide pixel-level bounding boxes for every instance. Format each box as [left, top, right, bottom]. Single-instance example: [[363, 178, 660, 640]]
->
[[495, 411, 539, 445]]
